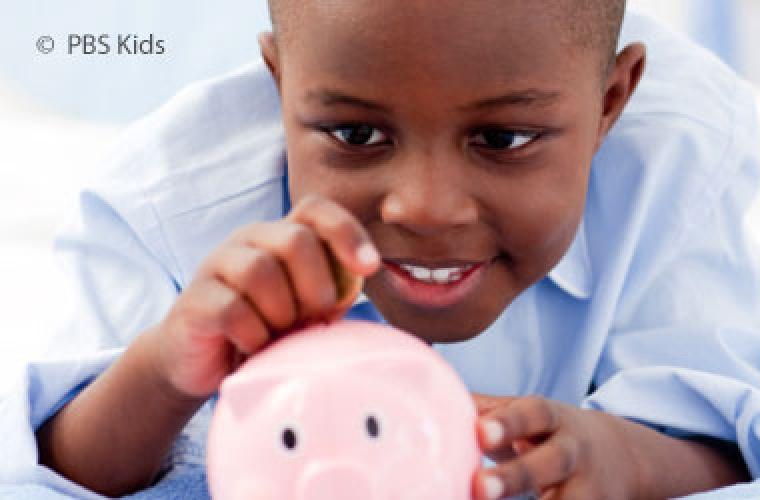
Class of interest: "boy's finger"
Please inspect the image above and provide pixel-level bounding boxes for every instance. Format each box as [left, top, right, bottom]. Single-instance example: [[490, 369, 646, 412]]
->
[[288, 195, 380, 276], [235, 222, 338, 318], [512, 438, 539, 456], [195, 278, 270, 355], [210, 245, 297, 331], [224, 300, 270, 355], [479, 396, 561, 451], [475, 433, 579, 499], [472, 393, 518, 415]]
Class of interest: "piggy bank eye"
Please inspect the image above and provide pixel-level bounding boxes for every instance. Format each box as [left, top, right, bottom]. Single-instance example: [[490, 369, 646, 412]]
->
[[365, 414, 381, 439], [282, 427, 298, 451]]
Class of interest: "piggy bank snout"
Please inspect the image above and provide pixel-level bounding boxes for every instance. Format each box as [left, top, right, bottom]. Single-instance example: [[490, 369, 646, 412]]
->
[[297, 461, 376, 500]]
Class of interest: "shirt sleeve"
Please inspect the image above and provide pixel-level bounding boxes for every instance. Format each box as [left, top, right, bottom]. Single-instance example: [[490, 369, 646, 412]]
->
[[0, 187, 180, 497], [676, 479, 760, 499], [582, 82, 760, 477]]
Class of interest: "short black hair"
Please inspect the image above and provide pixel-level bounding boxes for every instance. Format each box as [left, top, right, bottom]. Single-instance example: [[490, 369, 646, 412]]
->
[[267, 0, 627, 72], [561, 0, 627, 71]]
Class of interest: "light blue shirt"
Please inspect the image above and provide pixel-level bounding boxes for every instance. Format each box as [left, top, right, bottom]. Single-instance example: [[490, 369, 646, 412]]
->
[[2, 10, 760, 499]]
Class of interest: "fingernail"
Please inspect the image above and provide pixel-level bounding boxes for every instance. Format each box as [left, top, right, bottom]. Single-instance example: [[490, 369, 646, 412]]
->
[[483, 475, 505, 500], [482, 418, 505, 447], [356, 243, 380, 267]]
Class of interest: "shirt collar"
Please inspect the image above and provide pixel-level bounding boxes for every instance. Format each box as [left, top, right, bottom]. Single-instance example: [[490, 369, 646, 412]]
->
[[282, 165, 591, 302], [546, 218, 593, 300]]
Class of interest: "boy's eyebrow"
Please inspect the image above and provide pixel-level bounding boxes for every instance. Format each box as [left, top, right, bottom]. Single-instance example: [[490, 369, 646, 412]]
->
[[305, 88, 561, 112], [306, 89, 390, 112], [463, 89, 562, 110]]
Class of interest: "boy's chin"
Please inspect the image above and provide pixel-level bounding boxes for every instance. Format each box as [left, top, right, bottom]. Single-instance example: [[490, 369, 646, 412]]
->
[[374, 305, 500, 345]]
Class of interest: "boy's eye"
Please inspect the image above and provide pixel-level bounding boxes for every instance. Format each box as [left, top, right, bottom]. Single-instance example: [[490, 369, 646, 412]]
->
[[472, 129, 536, 150], [330, 125, 388, 146]]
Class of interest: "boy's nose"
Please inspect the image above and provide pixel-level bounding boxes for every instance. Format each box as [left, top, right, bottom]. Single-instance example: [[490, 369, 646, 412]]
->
[[380, 161, 478, 235]]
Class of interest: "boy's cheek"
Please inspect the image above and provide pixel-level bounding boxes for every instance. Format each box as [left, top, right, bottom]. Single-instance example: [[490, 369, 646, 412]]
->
[[492, 193, 584, 267]]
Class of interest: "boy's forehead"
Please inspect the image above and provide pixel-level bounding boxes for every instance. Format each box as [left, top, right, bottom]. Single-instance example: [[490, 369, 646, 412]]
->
[[278, 0, 569, 46], [276, 0, 596, 99], [271, 0, 624, 77]]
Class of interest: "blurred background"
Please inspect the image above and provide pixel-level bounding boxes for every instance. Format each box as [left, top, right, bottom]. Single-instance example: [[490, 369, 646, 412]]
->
[[0, 1, 759, 391]]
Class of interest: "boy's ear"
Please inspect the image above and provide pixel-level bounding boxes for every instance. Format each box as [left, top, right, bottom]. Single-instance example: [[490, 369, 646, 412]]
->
[[596, 42, 647, 150], [259, 32, 282, 91]]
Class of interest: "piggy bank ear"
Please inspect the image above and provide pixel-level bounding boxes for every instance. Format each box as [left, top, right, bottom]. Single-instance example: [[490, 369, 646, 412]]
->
[[218, 372, 284, 418]]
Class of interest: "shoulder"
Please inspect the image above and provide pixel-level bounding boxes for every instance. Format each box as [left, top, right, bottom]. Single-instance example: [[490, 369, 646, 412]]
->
[[577, 11, 760, 299], [618, 9, 754, 132], [591, 10, 758, 237], [66, 60, 288, 286], [90, 59, 286, 229]]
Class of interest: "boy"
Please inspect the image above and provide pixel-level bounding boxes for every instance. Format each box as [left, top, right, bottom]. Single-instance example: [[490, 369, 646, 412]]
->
[[2, 1, 760, 498]]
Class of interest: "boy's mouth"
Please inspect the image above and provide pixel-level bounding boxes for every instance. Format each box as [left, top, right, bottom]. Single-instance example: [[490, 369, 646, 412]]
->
[[381, 257, 495, 309]]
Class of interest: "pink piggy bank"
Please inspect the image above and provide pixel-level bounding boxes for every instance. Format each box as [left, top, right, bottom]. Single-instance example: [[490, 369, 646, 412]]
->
[[207, 320, 480, 500]]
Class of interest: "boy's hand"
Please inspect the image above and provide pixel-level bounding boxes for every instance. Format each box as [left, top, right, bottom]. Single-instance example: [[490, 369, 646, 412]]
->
[[151, 195, 380, 400], [472, 394, 643, 500]]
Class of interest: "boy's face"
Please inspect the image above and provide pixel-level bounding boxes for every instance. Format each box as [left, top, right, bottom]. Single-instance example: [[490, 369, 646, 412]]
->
[[263, 0, 643, 343]]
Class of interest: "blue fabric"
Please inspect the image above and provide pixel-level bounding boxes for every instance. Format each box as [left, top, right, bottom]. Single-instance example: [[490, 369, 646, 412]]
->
[[2, 9, 760, 499], [693, 0, 738, 71], [0, 465, 211, 499], [677, 480, 760, 499], [1, 469, 759, 500], [0, 485, 78, 499], [123, 465, 210, 500]]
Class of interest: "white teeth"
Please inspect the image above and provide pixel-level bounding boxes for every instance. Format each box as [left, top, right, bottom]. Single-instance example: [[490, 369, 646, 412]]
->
[[410, 266, 432, 281], [432, 268, 455, 284], [431, 268, 449, 283], [400, 264, 474, 284]]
